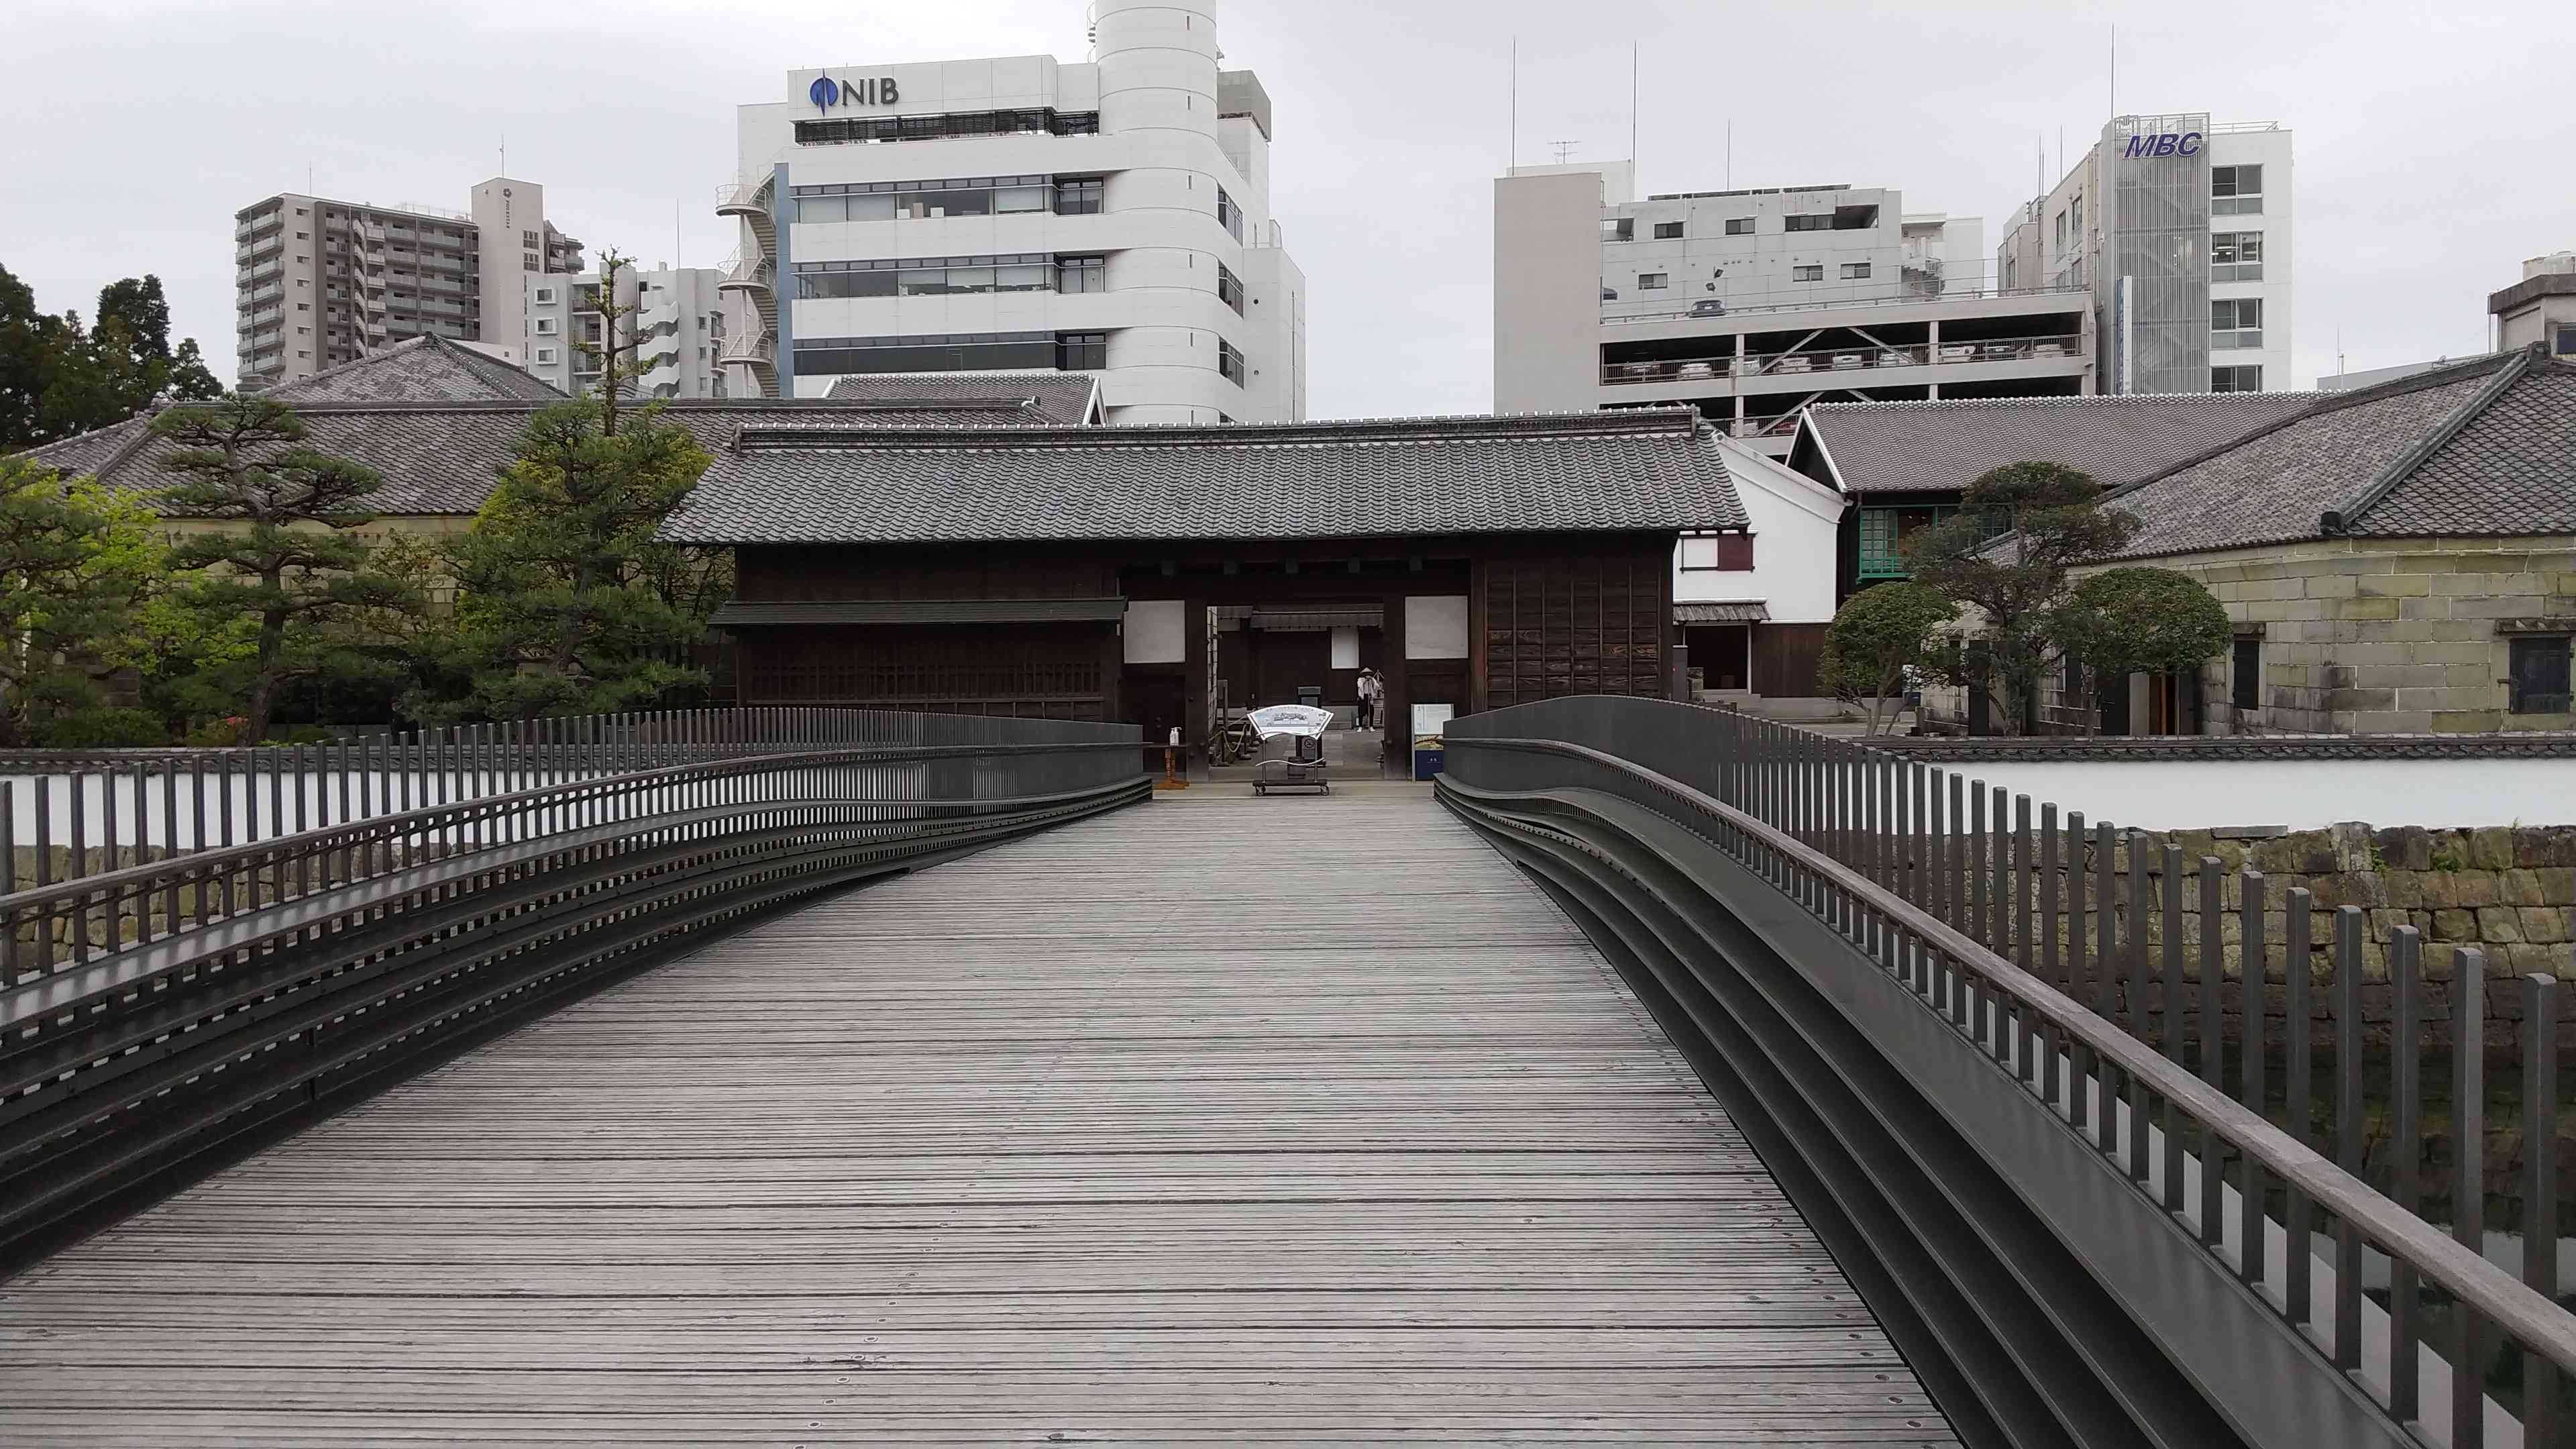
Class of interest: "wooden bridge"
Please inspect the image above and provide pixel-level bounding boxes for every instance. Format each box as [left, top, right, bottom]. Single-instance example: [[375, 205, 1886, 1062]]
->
[[1, 788, 1948, 1445], [2, 706, 2569, 1446]]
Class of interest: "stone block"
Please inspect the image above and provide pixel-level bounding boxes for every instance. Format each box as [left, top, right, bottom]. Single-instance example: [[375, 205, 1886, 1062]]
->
[[2433, 908, 2479, 941], [2502, 869, 2548, 907], [2540, 866, 2576, 899], [2361, 574, 2434, 598], [2520, 907, 2571, 945], [2326, 688, 2398, 711], [2344, 596, 2402, 621], [2517, 831, 2576, 869], [2469, 826, 2517, 870], [2351, 710, 2436, 733], [2479, 906, 2526, 944], [2434, 710, 2508, 733], [2306, 574, 2361, 600]]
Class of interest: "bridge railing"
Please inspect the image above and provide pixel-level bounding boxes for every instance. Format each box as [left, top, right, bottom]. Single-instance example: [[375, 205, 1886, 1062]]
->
[[1444, 696, 2574, 1449], [0, 707, 1147, 1269]]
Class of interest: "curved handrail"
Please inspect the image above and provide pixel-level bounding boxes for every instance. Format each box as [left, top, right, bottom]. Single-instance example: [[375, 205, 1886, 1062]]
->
[[1444, 735, 2576, 1379]]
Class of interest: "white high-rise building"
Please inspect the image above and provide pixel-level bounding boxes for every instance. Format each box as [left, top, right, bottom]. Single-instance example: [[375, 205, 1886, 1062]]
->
[[524, 266, 730, 400], [716, 0, 1306, 424], [1495, 164, 2092, 457], [1996, 115, 2294, 392]]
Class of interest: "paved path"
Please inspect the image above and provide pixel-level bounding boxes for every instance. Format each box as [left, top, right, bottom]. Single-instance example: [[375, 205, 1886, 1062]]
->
[[0, 790, 1953, 1445]]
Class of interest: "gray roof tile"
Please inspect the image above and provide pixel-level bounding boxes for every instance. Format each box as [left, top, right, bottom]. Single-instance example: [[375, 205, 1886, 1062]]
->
[[2103, 349, 2576, 557], [821, 372, 1099, 424], [1803, 391, 2319, 496], [256, 334, 568, 405], [659, 410, 1748, 545]]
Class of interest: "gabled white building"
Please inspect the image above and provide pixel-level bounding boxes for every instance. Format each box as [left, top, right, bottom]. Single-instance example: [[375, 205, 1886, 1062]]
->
[[1675, 439, 1847, 714], [716, 0, 1307, 424]]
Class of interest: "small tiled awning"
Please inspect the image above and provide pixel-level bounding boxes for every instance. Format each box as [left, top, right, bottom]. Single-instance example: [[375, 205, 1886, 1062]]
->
[[1250, 609, 1383, 632], [709, 598, 1128, 627], [1674, 602, 1770, 625]]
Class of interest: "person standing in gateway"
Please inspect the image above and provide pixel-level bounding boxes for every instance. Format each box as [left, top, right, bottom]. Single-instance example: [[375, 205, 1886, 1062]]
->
[[1355, 669, 1381, 731]]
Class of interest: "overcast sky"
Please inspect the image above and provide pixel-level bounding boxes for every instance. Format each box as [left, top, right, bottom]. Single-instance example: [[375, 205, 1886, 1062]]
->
[[6, 0, 2567, 416]]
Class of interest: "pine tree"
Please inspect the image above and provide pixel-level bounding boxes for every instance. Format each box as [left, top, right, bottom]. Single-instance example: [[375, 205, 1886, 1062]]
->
[[151, 394, 423, 740], [0, 455, 162, 745], [420, 398, 716, 721]]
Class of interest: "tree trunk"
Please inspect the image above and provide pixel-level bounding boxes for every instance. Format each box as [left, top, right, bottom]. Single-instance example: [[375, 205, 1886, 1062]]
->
[[246, 590, 289, 743]]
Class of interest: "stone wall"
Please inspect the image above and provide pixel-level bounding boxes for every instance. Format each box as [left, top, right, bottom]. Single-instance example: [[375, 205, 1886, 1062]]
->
[[2050, 533, 2576, 736], [2037, 821, 2576, 1051]]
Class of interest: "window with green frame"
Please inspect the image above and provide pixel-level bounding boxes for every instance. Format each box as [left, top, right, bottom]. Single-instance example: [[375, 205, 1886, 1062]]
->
[[1856, 504, 1957, 579]]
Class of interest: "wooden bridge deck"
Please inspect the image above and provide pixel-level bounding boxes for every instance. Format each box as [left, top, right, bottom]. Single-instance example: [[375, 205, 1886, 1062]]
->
[[0, 789, 1953, 1446]]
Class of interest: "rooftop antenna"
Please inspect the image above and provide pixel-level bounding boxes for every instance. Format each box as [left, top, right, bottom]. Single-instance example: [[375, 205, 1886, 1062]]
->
[[1507, 37, 1517, 170], [1549, 140, 1578, 165], [1725, 120, 1731, 190], [2109, 23, 2116, 118], [1629, 40, 1639, 184]]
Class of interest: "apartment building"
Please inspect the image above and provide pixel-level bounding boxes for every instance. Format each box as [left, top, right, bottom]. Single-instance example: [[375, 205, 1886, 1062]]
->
[[716, 0, 1307, 423], [525, 266, 730, 400], [1495, 166, 2093, 458], [1996, 115, 2294, 393], [233, 177, 583, 388]]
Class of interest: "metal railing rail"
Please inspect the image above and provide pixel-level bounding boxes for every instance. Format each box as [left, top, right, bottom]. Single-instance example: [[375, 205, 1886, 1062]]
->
[[1442, 697, 2572, 1449], [1603, 282, 2092, 327], [0, 706, 1147, 1271]]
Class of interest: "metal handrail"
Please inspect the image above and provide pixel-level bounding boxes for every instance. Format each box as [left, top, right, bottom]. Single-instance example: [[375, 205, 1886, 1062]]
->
[[1605, 283, 2092, 327], [1460, 732, 2576, 1375], [1444, 698, 2574, 1444], [0, 706, 1148, 1269]]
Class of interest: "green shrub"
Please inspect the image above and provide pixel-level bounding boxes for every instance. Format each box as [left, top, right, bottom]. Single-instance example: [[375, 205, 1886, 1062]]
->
[[35, 708, 168, 749]]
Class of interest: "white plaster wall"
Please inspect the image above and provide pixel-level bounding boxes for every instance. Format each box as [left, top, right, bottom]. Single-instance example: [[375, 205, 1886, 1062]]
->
[[1406, 596, 1470, 659], [1672, 441, 1846, 624], [2210, 127, 2294, 388], [1124, 599, 1187, 663], [1493, 171, 1608, 413]]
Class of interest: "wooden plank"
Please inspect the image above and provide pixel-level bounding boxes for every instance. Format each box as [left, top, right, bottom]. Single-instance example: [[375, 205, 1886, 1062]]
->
[[0, 792, 1955, 1446]]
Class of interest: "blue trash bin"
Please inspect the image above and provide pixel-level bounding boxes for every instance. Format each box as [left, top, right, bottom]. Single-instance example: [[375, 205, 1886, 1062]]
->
[[1412, 746, 1445, 781]]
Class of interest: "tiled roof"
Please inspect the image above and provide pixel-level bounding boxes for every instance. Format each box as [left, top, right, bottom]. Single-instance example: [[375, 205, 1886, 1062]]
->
[[822, 372, 1099, 424], [15, 390, 1104, 518], [2101, 349, 2576, 558], [256, 335, 567, 405], [659, 409, 1749, 545], [1801, 391, 2319, 496]]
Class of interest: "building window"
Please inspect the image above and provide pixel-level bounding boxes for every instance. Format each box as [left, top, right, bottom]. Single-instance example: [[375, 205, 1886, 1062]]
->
[[794, 107, 1099, 147], [534, 286, 556, 304], [1839, 262, 1871, 280], [2212, 298, 2263, 350], [1783, 213, 1830, 232], [1793, 264, 1823, 282], [534, 317, 558, 335], [1216, 186, 1242, 239], [1058, 330, 1108, 370], [2212, 365, 2263, 392], [2212, 165, 2264, 215], [1217, 338, 1245, 386], [2054, 210, 2068, 252], [2511, 635, 2573, 714], [1724, 217, 1754, 235], [523, 255, 539, 272], [2231, 636, 2261, 711], [1059, 254, 1107, 294], [521, 229, 538, 248], [1652, 220, 1684, 239], [1055, 176, 1104, 215], [535, 347, 557, 365], [2212, 231, 2265, 282], [793, 253, 1055, 299], [1680, 533, 1754, 570], [1638, 272, 1668, 290], [2557, 324, 2576, 357], [1600, 217, 1633, 242], [1216, 262, 1244, 313]]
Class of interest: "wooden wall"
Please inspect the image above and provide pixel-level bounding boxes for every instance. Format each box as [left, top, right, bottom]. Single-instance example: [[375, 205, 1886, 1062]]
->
[[1750, 623, 1831, 699], [1474, 537, 1674, 710], [737, 623, 1114, 720], [739, 545, 1117, 602]]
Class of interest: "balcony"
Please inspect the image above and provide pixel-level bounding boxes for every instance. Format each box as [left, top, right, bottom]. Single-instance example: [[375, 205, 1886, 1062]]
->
[[1605, 335, 2082, 389]]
